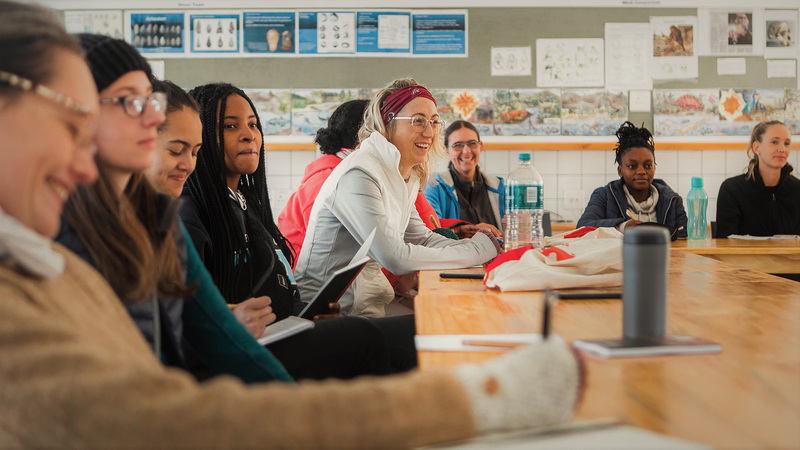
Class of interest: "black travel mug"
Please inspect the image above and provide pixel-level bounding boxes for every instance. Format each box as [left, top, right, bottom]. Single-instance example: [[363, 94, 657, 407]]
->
[[622, 226, 670, 338]]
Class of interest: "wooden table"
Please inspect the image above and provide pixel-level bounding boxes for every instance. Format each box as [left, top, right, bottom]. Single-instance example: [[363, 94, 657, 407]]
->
[[672, 238, 800, 275], [415, 251, 800, 449]]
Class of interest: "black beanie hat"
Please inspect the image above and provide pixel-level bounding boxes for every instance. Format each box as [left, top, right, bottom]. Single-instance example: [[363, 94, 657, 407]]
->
[[77, 33, 153, 93]]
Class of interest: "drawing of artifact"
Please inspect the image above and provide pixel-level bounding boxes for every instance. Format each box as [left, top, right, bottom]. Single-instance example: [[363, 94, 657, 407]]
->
[[195, 20, 200, 33], [159, 36, 165, 46], [206, 23, 211, 33], [267, 28, 279, 51], [218, 37, 223, 48], [229, 37, 234, 48], [281, 30, 293, 51], [229, 21, 235, 33], [196, 38, 201, 48], [176, 36, 181, 47], [217, 21, 223, 33], [206, 37, 212, 48]]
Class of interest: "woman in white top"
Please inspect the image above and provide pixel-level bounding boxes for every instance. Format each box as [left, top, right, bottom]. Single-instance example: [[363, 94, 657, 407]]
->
[[295, 78, 501, 317]]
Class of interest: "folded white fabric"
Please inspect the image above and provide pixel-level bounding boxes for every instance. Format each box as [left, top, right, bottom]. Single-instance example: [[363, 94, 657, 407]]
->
[[484, 227, 623, 292]]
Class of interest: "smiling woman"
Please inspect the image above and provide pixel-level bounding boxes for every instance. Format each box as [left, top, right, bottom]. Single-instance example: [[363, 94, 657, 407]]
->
[[295, 78, 503, 318]]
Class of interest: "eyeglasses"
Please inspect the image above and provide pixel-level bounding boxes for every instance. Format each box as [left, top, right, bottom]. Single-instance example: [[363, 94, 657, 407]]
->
[[99, 92, 166, 118], [392, 116, 446, 134], [0, 70, 92, 115], [450, 140, 481, 151]]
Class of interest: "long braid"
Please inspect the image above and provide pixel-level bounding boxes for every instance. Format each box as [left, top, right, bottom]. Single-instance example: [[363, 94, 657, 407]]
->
[[186, 83, 293, 302]]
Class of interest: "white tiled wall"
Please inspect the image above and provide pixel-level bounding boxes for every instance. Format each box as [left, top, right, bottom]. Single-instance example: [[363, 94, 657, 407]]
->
[[266, 148, 800, 223]]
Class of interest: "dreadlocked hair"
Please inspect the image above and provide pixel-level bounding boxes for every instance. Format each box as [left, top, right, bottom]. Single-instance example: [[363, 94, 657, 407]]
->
[[63, 168, 196, 304], [614, 121, 655, 165], [185, 82, 294, 302]]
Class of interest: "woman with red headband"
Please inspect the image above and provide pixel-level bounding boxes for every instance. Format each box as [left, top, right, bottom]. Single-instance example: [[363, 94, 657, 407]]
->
[[295, 79, 502, 318]]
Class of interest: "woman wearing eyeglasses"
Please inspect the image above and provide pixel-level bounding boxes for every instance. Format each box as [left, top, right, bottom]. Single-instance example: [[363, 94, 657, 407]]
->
[[295, 79, 502, 318], [424, 120, 504, 239]]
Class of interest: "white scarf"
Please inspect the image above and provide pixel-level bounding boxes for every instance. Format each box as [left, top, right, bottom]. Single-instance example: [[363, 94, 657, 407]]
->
[[623, 184, 659, 223], [0, 207, 64, 279]]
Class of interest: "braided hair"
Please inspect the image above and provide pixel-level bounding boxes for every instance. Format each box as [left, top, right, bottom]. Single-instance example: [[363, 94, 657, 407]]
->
[[314, 99, 368, 155], [614, 121, 655, 165], [185, 83, 293, 302]]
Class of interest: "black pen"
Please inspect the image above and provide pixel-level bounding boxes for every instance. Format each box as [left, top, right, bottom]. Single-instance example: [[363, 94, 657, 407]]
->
[[542, 290, 553, 340]]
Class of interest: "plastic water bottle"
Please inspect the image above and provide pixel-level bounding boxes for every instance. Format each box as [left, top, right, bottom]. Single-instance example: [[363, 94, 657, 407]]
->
[[504, 153, 544, 250], [686, 177, 708, 240]]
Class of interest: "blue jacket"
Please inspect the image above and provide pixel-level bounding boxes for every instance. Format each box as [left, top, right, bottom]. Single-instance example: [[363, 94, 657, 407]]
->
[[423, 168, 505, 226], [577, 178, 688, 238]]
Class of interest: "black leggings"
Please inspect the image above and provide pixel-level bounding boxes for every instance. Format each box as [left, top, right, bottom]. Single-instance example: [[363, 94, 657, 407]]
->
[[266, 314, 416, 380]]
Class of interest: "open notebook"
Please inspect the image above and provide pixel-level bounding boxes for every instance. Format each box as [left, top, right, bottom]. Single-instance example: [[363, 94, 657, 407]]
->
[[257, 229, 375, 345]]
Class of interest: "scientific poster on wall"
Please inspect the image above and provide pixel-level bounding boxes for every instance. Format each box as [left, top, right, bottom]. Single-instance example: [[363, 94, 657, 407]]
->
[[242, 11, 296, 55], [298, 11, 356, 55], [718, 88, 785, 135], [696, 8, 764, 56], [491, 47, 531, 77], [125, 11, 186, 57], [65, 10, 123, 39], [605, 23, 652, 90], [412, 10, 467, 57], [764, 9, 798, 59], [786, 89, 800, 135], [356, 11, 411, 56], [493, 89, 561, 136], [189, 12, 240, 54], [650, 16, 698, 79], [536, 38, 604, 87]]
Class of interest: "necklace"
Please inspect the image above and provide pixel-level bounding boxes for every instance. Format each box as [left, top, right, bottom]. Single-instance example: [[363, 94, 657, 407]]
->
[[228, 187, 247, 210]]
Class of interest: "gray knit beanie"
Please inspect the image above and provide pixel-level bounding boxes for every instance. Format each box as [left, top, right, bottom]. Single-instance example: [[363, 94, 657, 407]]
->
[[77, 33, 153, 93]]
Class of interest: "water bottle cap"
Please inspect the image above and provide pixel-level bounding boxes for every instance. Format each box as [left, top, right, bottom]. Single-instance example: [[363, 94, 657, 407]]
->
[[691, 177, 703, 188], [518, 153, 531, 162]]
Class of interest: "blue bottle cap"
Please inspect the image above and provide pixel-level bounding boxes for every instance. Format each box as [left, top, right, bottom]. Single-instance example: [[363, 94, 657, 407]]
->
[[518, 153, 531, 161], [691, 177, 703, 188]]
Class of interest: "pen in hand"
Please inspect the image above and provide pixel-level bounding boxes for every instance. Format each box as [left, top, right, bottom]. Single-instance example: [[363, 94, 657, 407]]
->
[[626, 208, 636, 221]]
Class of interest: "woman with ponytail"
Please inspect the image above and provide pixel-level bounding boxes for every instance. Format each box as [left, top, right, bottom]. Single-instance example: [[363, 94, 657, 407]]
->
[[716, 120, 798, 238], [577, 121, 687, 236]]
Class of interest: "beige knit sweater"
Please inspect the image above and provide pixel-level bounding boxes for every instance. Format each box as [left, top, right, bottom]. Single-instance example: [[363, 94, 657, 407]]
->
[[0, 244, 475, 449]]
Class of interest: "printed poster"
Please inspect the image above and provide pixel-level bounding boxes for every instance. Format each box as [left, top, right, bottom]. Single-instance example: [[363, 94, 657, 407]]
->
[[561, 89, 627, 136], [785, 89, 800, 135], [765, 10, 798, 59], [126, 11, 186, 56], [651, 16, 698, 79], [357, 11, 411, 55], [298, 11, 356, 55], [291, 89, 358, 135], [653, 90, 719, 136], [491, 47, 531, 77], [697, 8, 764, 56], [430, 89, 493, 136], [536, 38, 604, 87], [242, 11, 296, 55], [189, 13, 240, 54], [243, 89, 292, 136], [412, 10, 467, 57], [65, 10, 123, 39], [605, 23, 652, 90], [493, 89, 561, 136]]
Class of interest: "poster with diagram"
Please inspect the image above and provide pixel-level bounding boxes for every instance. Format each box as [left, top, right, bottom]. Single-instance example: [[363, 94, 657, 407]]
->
[[242, 11, 296, 55], [125, 11, 186, 56], [718, 89, 785, 135], [65, 10, 124, 39], [651, 16, 698, 79], [356, 11, 411, 55], [430, 89, 493, 136], [653, 90, 719, 136], [243, 89, 292, 136], [561, 89, 627, 136], [190, 12, 240, 54], [493, 89, 561, 136], [536, 38, 604, 87], [291, 89, 358, 135], [298, 11, 356, 55]]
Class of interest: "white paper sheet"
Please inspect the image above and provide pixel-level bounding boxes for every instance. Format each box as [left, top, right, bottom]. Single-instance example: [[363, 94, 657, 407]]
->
[[628, 90, 652, 112], [727, 234, 800, 240], [536, 38, 604, 87], [767, 59, 797, 78], [491, 47, 531, 77], [605, 23, 652, 90], [717, 57, 747, 75], [651, 16, 699, 80], [415, 334, 542, 352]]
